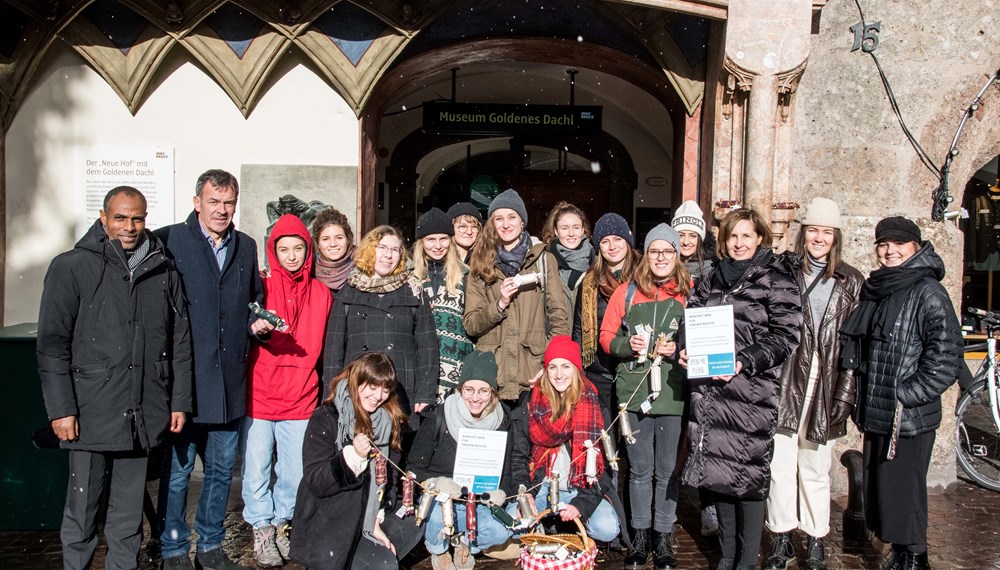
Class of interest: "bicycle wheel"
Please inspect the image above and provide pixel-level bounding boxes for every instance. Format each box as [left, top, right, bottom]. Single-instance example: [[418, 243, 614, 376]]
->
[[956, 381, 1000, 492]]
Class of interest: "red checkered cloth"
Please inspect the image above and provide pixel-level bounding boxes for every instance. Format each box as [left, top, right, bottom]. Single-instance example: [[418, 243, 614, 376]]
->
[[518, 545, 597, 570]]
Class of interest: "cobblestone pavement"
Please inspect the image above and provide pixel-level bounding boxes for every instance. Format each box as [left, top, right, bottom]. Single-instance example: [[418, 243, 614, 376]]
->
[[3, 479, 999, 569]]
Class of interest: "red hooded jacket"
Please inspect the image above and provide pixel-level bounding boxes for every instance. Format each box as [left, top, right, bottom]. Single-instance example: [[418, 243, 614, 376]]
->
[[247, 214, 332, 420]]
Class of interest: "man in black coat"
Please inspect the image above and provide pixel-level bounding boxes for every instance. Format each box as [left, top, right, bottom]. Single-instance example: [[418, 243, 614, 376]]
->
[[155, 170, 262, 570], [37, 186, 193, 570]]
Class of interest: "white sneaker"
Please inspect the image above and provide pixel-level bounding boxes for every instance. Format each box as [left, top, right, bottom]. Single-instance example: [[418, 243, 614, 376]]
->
[[252, 525, 283, 568], [275, 521, 291, 560], [701, 504, 719, 536]]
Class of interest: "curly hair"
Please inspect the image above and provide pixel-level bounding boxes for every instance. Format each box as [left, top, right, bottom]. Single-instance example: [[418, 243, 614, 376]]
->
[[310, 206, 354, 246], [539, 201, 591, 246], [354, 225, 409, 277]]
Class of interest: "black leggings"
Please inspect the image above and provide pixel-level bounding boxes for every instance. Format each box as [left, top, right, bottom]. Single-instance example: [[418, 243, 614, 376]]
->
[[708, 491, 766, 568]]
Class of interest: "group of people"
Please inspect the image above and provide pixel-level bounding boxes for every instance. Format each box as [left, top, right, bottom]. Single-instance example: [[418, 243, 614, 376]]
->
[[37, 171, 962, 570]]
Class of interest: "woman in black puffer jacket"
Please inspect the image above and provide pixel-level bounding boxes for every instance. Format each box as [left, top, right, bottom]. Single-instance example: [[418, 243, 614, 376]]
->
[[680, 208, 802, 570], [839, 216, 962, 570]]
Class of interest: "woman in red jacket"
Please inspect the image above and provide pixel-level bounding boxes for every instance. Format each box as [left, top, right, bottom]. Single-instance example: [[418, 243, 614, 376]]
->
[[242, 214, 333, 568]]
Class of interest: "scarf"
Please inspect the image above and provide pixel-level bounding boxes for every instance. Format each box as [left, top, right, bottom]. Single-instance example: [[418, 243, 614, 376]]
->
[[839, 259, 937, 371], [314, 245, 355, 292], [552, 241, 594, 288], [715, 256, 755, 290], [349, 266, 415, 295], [332, 380, 393, 542], [443, 392, 504, 442], [580, 268, 627, 368], [527, 382, 604, 488], [495, 231, 532, 277]]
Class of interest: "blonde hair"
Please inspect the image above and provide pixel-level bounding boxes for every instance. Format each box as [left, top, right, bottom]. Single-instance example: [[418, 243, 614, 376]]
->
[[633, 250, 691, 299], [354, 225, 409, 277], [412, 236, 467, 296], [539, 365, 583, 422]]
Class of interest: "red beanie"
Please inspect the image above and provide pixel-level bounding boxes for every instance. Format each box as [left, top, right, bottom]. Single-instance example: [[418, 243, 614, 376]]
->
[[544, 335, 583, 375]]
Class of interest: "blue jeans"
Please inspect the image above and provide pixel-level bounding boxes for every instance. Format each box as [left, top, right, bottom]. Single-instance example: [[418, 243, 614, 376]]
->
[[239, 417, 308, 529], [157, 419, 240, 559], [423, 501, 511, 554], [507, 481, 620, 543]]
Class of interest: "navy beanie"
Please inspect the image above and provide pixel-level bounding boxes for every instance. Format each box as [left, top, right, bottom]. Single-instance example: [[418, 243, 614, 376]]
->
[[592, 213, 634, 248]]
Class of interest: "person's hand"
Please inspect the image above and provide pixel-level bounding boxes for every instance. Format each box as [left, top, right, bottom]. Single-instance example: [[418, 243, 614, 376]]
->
[[353, 433, 373, 457], [713, 360, 743, 382], [678, 349, 688, 369], [414, 403, 429, 414], [560, 504, 582, 522], [51, 416, 78, 442], [628, 334, 647, 355], [830, 400, 853, 425], [169, 412, 186, 433], [250, 318, 275, 336], [528, 368, 544, 387], [498, 277, 519, 307], [655, 340, 677, 359], [372, 519, 396, 555]]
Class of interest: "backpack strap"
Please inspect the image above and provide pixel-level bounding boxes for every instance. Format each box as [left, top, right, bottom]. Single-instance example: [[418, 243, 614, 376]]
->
[[620, 280, 639, 331]]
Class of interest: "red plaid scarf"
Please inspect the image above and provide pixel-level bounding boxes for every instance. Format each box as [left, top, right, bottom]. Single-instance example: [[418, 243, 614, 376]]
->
[[527, 382, 605, 488]]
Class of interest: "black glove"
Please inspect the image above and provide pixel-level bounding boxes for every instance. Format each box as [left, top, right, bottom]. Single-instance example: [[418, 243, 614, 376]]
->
[[829, 400, 853, 425]]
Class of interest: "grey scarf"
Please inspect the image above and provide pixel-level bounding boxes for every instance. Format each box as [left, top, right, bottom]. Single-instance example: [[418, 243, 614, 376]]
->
[[333, 380, 392, 543], [553, 240, 594, 289], [443, 393, 504, 442], [495, 231, 532, 277]]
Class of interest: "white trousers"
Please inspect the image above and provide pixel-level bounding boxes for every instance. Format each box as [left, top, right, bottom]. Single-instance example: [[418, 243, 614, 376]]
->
[[766, 355, 833, 538]]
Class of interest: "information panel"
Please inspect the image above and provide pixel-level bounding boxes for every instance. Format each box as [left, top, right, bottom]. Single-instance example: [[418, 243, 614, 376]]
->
[[74, 146, 175, 237]]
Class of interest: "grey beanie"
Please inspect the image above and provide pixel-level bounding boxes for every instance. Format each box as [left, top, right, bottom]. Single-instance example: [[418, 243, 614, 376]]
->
[[415, 207, 454, 239], [487, 189, 528, 225], [643, 223, 681, 254], [458, 351, 499, 391]]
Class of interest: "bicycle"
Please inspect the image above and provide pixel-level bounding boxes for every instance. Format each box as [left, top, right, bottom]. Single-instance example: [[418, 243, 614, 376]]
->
[[957, 307, 1000, 491]]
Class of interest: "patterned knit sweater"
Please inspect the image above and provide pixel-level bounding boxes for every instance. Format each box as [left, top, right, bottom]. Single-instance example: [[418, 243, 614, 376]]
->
[[423, 260, 475, 395]]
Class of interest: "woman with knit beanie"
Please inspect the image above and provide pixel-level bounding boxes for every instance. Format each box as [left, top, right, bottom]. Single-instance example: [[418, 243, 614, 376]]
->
[[465, 189, 571, 403], [573, 212, 641, 412], [680, 208, 802, 570], [671, 200, 717, 288], [508, 336, 621, 543], [407, 350, 515, 570], [325, 225, 438, 430], [540, 201, 596, 315], [448, 202, 483, 264], [413, 208, 475, 397], [600, 223, 689, 570], [311, 206, 356, 294], [763, 197, 863, 570]]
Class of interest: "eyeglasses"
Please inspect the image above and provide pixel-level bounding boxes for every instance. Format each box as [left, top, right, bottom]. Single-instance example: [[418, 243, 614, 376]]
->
[[375, 245, 402, 257], [647, 249, 677, 259], [460, 386, 493, 398], [455, 223, 480, 233]]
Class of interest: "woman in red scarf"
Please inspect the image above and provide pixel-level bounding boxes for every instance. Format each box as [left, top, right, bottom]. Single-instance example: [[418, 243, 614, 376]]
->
[[242, 214, 333, 567], [508, 335, 621, 542]]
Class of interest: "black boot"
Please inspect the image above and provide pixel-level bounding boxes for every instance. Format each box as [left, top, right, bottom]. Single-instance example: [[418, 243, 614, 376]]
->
[[652, 531, 677, 570], [625, 528, 651, 569], [884, 545, 908, 570], [901, 551, 932, 570], [763, 532, 795, 570], [803, 536, 826, 570]]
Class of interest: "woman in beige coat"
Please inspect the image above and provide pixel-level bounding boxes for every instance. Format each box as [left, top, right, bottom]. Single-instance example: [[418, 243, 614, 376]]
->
[[464, 189, 570, 402]]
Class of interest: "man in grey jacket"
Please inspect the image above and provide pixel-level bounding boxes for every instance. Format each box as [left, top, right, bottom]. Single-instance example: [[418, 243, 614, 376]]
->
[[37, 186, 192, 570]]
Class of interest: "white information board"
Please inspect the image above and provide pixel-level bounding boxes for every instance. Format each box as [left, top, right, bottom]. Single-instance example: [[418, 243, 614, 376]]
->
[[684, 305, 737, 378], [74, 146, 175, 237], [453, 428, 508, 493]]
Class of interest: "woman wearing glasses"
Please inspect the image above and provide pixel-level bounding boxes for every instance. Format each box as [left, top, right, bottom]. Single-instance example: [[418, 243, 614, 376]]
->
[[680, 208, 802, 570], [600, 223, 690, 570], [448, 202, 483, 263], [407, 351, 515, 570], [325, 225, 438, 430], [464, 189, 570, 404]]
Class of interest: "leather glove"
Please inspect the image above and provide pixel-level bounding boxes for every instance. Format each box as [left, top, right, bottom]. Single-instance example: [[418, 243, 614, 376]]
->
[[424, 476, 462, 499], [830, 400, 853, 425]]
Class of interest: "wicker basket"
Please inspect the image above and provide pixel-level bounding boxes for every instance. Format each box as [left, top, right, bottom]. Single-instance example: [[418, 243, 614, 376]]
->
[[518, 509, 598, 570]]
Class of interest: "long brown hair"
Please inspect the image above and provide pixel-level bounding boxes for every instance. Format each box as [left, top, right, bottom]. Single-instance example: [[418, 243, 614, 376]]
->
[[716, 208, 773, 260], [354, 225, 410, 277], [469, 209, 522, 285], [539, 364, 583, 422], [795, 225, 842, 281], [323, 353, 408, 451], [589, 243, 640, 299], [539, 201, 591, 246]]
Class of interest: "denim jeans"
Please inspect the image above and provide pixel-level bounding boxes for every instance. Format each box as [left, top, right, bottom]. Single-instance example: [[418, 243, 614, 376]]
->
[[507, 481, 620, 543], [239, 417, 308, 529], [157, 419, 240, 559], [626, 412, 682, 533], [423, 501, 511, 554]]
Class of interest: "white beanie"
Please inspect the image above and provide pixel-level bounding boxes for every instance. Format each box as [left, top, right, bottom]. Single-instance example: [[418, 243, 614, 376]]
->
[[800, 197, 841, 229], [671, 200, 706, 240]]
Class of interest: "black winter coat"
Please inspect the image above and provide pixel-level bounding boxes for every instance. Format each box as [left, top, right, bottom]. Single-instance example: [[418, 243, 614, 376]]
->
[[407, 402, 516, 496], [850, 244, 962, 437], [682, 248, 802, 500], [290, 404, 399, 570], [325, 280, 438, 425], [37, 222, 193, 451], [156, 212, 262, 424]]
